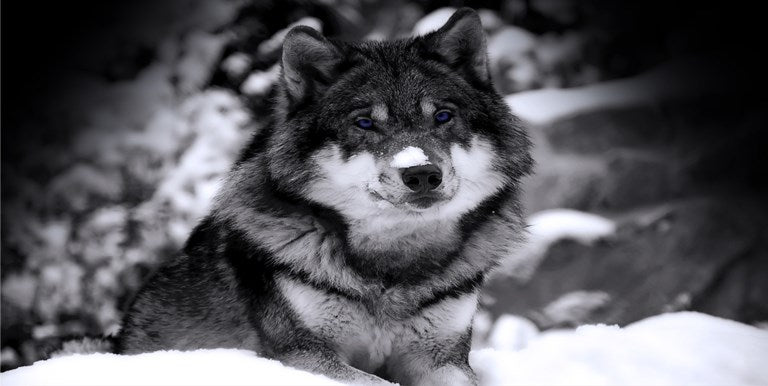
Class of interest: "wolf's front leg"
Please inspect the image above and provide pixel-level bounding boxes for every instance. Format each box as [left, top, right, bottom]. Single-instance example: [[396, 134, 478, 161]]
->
[[391, 331, 478, 386], [388, 293, 480, 386], [414, 363, 478, 386], [279, 348, 395, 386]]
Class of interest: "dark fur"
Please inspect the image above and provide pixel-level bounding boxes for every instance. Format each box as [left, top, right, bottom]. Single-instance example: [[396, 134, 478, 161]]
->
[[118, 8, 532, 385]]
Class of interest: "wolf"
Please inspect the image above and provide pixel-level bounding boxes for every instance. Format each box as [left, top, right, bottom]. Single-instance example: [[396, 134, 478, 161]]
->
[[117, 8, 532, 386]]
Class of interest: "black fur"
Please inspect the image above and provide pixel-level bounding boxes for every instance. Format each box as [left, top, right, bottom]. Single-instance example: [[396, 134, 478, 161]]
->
[[118, 8, 531, 386]]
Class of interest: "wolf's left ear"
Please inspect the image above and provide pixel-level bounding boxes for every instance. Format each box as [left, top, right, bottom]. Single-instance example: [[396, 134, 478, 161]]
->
[[429, 8, 490, 83], [281, 26, 343, 103]]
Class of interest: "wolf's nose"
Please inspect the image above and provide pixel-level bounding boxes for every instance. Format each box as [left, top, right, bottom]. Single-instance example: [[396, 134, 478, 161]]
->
[[401, 165, 442, 193]]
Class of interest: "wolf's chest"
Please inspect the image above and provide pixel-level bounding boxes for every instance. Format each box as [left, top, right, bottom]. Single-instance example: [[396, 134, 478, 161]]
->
[[338, 318, 400, 372], [276, 276, 415, 369]]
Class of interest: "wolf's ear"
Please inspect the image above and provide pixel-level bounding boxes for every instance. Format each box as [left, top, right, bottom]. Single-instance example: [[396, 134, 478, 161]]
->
[[281, 26, 343, 102], [430, 8, 490, 83]]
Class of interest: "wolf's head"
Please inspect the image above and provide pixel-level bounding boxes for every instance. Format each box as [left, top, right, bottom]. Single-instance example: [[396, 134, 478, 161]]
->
[[257, 8, 531, 252]]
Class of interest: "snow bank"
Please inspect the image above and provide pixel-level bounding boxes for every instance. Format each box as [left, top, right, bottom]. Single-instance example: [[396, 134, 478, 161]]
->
[[1, 349, 340, 386], [472, 312, 768, 386], [4, 312, 766, 386]]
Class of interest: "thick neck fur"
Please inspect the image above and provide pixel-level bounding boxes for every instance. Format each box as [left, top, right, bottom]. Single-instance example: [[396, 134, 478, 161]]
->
[[207, 126, 527, 321], [214, 150, 471, 286]]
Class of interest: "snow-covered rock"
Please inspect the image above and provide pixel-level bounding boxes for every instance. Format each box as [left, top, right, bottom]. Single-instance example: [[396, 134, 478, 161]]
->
[[3, 313, 766, 386], [498, 208, 616, 279], [536, 290, 612, 327], [527, 209, 616, 246]]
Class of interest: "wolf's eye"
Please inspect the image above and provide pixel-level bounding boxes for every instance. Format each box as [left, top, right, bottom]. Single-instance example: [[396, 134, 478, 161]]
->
[[434, 110, 453, 124], [355, 117, 374, 129]]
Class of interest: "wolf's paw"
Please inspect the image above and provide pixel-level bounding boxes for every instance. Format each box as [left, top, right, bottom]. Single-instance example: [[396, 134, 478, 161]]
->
[[415, 365, 477, 386]]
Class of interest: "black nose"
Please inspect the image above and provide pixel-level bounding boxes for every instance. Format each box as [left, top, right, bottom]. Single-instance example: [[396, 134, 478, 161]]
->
[[401, 165, 442, 193]]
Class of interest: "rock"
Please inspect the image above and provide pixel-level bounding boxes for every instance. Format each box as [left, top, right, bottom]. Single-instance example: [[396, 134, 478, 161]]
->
[[365, 2, 423, 40], [47, 164, 124, 213], [34, 262, 85, 321], [484, 198, 768, 326], [541, 106, 671, 154], [522, 92, 767, 212], [477, 9, 504, 33], [596, 150, 684, 209], [522, 152, 605, 213], [487, 27, 540, 93], [175, 31, 229, 95], [1, 274, 37, 312]]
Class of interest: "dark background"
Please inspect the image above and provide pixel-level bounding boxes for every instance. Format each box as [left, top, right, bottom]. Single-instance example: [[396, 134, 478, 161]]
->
[[2, 0, 767, 371]]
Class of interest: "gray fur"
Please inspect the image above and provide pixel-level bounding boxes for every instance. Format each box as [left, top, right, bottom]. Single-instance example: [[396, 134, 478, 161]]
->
[[118, 8, 532, 386]]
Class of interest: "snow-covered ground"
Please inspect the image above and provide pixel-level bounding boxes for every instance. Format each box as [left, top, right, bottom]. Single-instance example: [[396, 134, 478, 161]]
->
[[3, 312, 767, 386], [473, 312, 768, 386]]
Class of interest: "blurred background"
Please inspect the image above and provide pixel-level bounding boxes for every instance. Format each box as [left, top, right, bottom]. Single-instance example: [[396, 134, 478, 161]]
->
[[2, 0, 766, 371]]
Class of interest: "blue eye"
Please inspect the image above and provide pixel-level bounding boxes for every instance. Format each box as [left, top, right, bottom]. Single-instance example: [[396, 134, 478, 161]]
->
[[355, 117, 373, 129], [434, 110, 453, 123]]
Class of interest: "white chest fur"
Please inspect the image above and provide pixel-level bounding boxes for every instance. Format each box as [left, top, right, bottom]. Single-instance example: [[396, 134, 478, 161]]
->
[[276, 276, 478, 373]]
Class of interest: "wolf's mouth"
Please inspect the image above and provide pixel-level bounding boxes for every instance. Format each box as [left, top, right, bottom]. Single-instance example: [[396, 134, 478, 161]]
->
[[368, 190, 445, 211], [407, 195, 440, 209]]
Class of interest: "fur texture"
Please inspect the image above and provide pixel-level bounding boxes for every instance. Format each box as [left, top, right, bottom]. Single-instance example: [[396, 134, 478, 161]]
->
[[118, 8, 532, 386]]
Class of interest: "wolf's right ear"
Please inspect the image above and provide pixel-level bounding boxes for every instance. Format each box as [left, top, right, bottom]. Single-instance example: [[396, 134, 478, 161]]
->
[[280, 26, 343, 103], [428, 8, 490, 84]]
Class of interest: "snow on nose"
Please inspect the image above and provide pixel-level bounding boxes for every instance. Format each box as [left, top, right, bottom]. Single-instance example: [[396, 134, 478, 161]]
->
[[390, 146, 430, 168]]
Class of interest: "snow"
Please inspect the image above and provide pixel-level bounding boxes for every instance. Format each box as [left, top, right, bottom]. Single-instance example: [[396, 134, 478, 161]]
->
[[175, 31, 228, 95], [472, 312, 768, 386], [527, 209, 616, 246], [498, 209, 616, 279], [222, 52, 252, 78], [4, 313, 766, 386], [390, 146, 430, 168], [257, 17, 323, 57], [537, 290, 612, 327], [506, 60, 723, 125], [143, 89, 250, 240], [486, 314, 539, 351], [477, 9, 504, 32], [412, 7, 456, 35], [241, 64, 281, 96], [487, 26, 537, 64], [1, 349, 340, 386]]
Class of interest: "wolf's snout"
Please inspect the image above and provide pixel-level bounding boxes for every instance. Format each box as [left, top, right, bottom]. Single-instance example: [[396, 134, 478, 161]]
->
[[401, 165, 442, 193]]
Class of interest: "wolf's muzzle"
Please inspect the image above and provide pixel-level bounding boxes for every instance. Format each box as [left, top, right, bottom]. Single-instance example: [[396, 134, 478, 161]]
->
[[401, 165, 442, 193]]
